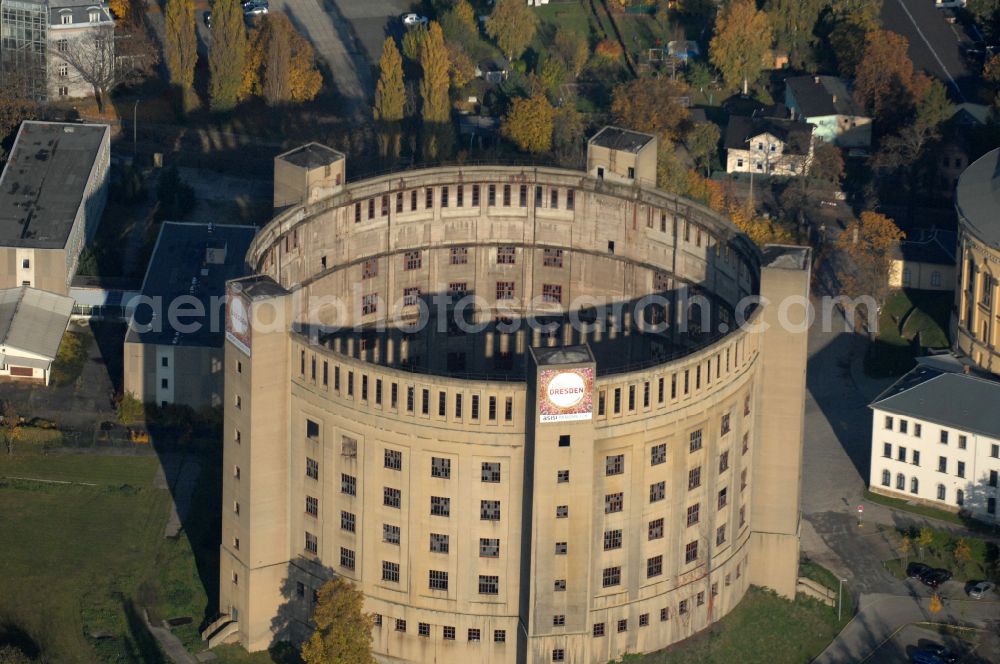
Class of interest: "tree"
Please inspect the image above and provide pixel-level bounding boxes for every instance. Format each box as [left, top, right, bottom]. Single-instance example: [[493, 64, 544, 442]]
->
[[914, 79, 954, 133], [537, 54, 566, 95], [917, 527, 934, 560], [419, 23, 452, 160], [502, 93, 555, 153], [929, 593, 943, 614], [0, 645, 32, 664], [686, 122, 720, 177], [374, 37, 405, 158], [728, 202, 795, 247], [836, 211, 905, 315], [611, 77, 690, 143], [686, 61, 713, 94], [486, 0, 537, 61], [241, 13, 322, 105], [552, 103, 584, 162], [108, 0, 129, 21], [208, 0, 247, 111], [51, 22, 156, 113], [709, 0, 773, 95], [899, 535, 913, 569], [811, 142, 845, 186], [446, 42, 476, 89], [402, 25, 427, 63], [554, 27, 589, 77], [300, 577, 376, 664], [823, 0, 883, 77], [3, 401, 21, 456], [953, 538, 972, 565], [854, 30, 915, 119], [440, 0, 479, 51], [164, 0, 198, 109], [765, 0, 823, 69]]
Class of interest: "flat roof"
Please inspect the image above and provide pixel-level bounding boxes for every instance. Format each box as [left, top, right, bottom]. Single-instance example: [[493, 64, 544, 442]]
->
[[276, 143, 344, 169], [126, 222, 257, 348], [231, 274, 288, 301], [0, 121, 108, 249], [0, 286, 73, 363], [589, 126, 655, 153], [955, 147, 1000, 250], [532, 345, 594, 366], [761, 245, 810, 270], [870, 366, 1000, 440]]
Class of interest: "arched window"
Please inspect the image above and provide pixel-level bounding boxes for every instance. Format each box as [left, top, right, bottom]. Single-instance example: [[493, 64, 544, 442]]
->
[[910, 477, 919, 494], [956, 489, 964, 507], [937, 484, 946, 501], [882, 470, 891, 487], [896, 473, 905, 490]]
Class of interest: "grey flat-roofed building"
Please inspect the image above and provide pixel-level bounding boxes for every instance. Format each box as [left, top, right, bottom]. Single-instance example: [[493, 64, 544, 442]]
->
[[0, 285, 73, 383], [0, 121, 109, 294], [586, 126, 657, 187], [124, 222, 257, 409]]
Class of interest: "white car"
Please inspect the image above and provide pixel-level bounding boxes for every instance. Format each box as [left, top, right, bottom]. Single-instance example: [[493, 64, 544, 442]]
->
[[967, 581, 995, 599], [402, 13, 428, 27]]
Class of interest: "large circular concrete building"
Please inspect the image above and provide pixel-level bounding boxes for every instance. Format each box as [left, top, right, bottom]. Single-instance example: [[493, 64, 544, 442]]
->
[[213, 134, 810, 663], [954, 147, 1000, 376]]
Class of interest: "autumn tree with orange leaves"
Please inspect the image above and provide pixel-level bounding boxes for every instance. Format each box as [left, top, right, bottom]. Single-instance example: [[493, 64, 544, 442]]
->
[[240, 12, 321, 105], [611, 77, 691, 144], [854, 30, 919, 121], [836, 211, 906, 320]]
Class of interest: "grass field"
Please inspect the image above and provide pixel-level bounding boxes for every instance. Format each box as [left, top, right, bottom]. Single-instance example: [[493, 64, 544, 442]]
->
[[864, 489, 1000, 535], [865, 289, 953, 378], [622, 582, 848, 664], [0, 450, 278, 664]]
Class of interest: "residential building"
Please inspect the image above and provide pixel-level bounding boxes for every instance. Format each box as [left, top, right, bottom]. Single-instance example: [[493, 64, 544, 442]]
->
[[206, 149, 812, 663], [586, 126, 657, 187], [724, 116, 814, 176], [0, 121, 110, 295], [889, 229, 956, 291], [869, 365, 1000, 524], [0, 0, 114, 101], [0, 285, 73, 383], [953, 147, 1000, 375], [784, 75, 872, 148], [123, 222, 256, 409]]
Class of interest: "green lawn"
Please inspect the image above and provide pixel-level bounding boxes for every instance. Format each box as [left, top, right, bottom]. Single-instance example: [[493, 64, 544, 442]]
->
[[882, 523, 999, 584], [622, 583, 848, 664], [0, 450, 278, 664], [865, 289, 953, 378], [864, 489, 1000, 535]]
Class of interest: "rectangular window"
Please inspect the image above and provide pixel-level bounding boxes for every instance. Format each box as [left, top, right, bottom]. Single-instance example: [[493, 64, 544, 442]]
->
[[593, 623, 605, 637], [690, 429, 703, 452], [478, 575, 499, 595], [602, 566, 621, 588], [362, 258, 378, 279], [306, 496, 319, 517], [939, 456, 947, 473], [430, 533, 449, 553], [403, 250, 422, 270], [481, 461, 501, 483], [384, 449, 402, 470], [957, 461, 966, 478], [429, 570, 448, 591], [503, 184, 511, 206], [716, 524, 727, 545], [425, 187, 434, 208], [647, 555, 663, 578], [305, 532, 318, 554], [606, 454, 624, 476], [422, 389, 429, 415], [688, 466, 702, 490], [535, 186, 544, 207], [883, 442, 892, 458], [368, 198, 375, 220], [341, 473, 356, 496], [898, 446, 907, 462], [900, 419, 908, 434], [497, 245, 516, 265], [651, 443, 667, 465], [551, 188, 559, 208], [556, 505, 569, 518], [543, 248, 564, 267], [685, 540, 698, 563], [306, 457, 319, 479], [649, 518, 664, 540], [505, 397, 513, 421], [382, 561, 400, 583], [418, 622, 430, 637], [395, 192, 403, 213], [886, 415, 894, 430], [496, 281, 515, 300], [362, 293, 377, 315], [721, 413, 731, 435], [566, 190, 574, 209], [449, 247, 468, 265], [340, 547, 355, 569], [430, 496, 450, 516], [456, 185, 464, 206], [557, 469, 570, 483], [384, 487, 401, 508], [383, 524, 400, 544], [481, 500, 501, 520], [940, 430, 949, 444], [958, 435, 967, 449], [443, 626, 455, 640], [494, 630, 506, 643], [469, 628, 481, 642], [489, 396, 497, 420], [441, 186, 449, 208], [687, 503, 700, 526], [650, 481, 666, 502], [480, 538, 500, 557], [488, 184, 496, 206], [431, 457, 451, 479], [603, 529, 623, 550], [914, 423, 922, 437], [555, 541, 568, 554], [605, 492, 623, 513], [340, 511, 355, 532], [542, 284, 562, 303], [719, 451, 730, 472]]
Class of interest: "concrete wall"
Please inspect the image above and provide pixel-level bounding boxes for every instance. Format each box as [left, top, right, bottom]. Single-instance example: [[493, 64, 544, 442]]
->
[[0, 247, 68, 293], [273, 156, 345, 210], [586, 139, 657, 188], [124, 340, 224, 408]]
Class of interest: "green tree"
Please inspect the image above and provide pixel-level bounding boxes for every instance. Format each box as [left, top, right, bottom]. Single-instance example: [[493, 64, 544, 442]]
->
[[420, 22, 452, 159], [402, 25, 427, 62], [502, 93, 555, 153], [208, 0, 247, 111], [709, 0, 774, 95], [914, 79, 954, 132], [554, 27, 589, 77], [611, 77, 690, 143], [374, 37, 405, 158], [440, 0, 478, 50], [953, 538, 972, 565], [765, 0, 823, 69], [537, 54, 566, 95], [552, 103, 584, 161], [3, 401, 21, 455], [486, 0, 537, 61], [686, 61, 713, 94], [917, 527, 934, 560], [825, 0, 883, 77], [686, 122, 720, 177], [301, 577, 376, 664], [164, 0, 198, 109], [0, 645, 32, 664]]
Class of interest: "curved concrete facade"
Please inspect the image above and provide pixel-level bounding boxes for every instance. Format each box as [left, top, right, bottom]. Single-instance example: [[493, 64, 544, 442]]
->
[[217, 164, 810, 663], [954, 148, 1000, 376]]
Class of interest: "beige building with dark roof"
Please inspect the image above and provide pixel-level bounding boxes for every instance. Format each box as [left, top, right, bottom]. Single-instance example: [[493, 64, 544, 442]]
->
[[203, 147, 811, 664], [0, 285, 73, 383]]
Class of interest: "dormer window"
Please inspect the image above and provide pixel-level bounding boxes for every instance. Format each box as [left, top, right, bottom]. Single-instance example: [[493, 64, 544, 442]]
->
[[61, 13, 72, 24], [89, 10, 100, 22]]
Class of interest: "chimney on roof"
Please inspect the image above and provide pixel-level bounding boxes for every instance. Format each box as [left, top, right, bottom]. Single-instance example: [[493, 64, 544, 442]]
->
[[831, 94, 837, 104], [814, 75, 820, 84]]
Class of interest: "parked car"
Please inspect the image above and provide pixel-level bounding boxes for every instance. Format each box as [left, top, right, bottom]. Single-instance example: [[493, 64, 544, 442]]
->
[[920, 568, 952, 588], [401, 13, 428, 27], [907, 562, 932, 579], [916, 644, 957, 663], [911, 650, 947, 664], [243, 0, 268, 16], [967, 581, 996, 599], [203, 10, 212, 28]]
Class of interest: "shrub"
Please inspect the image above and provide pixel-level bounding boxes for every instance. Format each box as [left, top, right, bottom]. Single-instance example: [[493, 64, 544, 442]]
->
[[116, 393, 146, 425], [594, 39, 623, 59], [155, 166, 196, 222]]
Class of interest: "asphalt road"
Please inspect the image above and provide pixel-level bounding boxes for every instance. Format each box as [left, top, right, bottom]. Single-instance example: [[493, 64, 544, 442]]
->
[[882, 0, 979, 102]]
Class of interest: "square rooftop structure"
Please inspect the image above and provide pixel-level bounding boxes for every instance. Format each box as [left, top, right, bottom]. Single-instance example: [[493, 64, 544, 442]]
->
[[0, 121, 109, 249], [231, 274, 289, 302], [761, 245, 811, 271], [273, 142, 346, 210], [531, 344, 595, 366], [586, 126, 658, 188]]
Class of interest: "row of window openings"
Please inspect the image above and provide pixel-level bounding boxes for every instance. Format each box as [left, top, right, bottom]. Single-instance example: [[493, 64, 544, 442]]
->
[[884, 416, 969, 448], [359, 246, 566, 277], [354, 185, 575, 223], [880, 471, 999, 513], [298, 367, 515, 422], [357, 283, 562, 308], [374, 617, 507, 645], [598, 375, 751, 418]]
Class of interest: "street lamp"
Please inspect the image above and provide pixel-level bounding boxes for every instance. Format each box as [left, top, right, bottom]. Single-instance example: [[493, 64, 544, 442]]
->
[[838, 578, 848, 622], [132, 98, 141, 158]]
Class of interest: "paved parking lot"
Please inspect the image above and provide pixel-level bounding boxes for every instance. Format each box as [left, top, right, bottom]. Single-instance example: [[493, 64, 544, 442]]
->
[[866, 624, 990, 664]]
